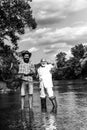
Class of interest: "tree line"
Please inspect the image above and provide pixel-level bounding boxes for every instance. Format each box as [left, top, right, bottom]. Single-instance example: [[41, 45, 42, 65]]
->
[[53, 44, 87, 80], [0, 43, 87, 81]]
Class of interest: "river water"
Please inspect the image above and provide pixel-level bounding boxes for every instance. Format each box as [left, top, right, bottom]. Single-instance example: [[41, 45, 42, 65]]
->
[[0, 80, 87, 130]]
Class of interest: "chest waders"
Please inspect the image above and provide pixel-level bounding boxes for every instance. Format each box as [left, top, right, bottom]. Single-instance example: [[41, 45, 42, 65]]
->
[[49, 97, 57, 113], [40, 97, 47, 112]]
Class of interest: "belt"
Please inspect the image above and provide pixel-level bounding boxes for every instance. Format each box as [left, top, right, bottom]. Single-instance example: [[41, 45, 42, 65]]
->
[[24, 74, 29, 76], [24, 74, 33, 76]]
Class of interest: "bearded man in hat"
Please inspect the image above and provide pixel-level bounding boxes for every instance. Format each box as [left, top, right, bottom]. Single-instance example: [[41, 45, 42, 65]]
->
[[13, 50, 35, 110]]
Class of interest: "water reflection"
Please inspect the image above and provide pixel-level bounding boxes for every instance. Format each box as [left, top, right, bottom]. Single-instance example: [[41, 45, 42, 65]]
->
[[21, 108, 35, 130], [41, 112, 58, 130], [20, 108, 58, 130], [1, 81, 87, 130]]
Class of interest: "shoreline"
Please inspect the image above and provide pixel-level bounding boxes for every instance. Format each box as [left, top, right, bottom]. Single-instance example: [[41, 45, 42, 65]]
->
[[0, 79, 87, 93]]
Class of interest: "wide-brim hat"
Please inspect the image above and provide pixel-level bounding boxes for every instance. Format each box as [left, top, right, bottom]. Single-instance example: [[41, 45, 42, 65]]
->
[[40, 58, 47, 63], [21, 50, 32, 57]]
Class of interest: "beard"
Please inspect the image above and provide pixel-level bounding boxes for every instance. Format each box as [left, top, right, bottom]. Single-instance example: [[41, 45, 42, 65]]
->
[[41, 63, 46, 67], [24, 58, 29, 63]]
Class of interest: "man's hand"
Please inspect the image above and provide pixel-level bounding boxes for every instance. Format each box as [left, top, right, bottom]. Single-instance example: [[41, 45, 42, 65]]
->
[[16, 74, 24, 79]]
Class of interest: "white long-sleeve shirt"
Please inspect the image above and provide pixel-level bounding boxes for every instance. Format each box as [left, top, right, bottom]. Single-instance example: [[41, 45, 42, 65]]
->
[[37, 64, 54, 88]]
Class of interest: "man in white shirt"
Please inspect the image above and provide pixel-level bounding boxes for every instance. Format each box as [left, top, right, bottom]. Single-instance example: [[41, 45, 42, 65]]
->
[[37, 58, 57, 113]]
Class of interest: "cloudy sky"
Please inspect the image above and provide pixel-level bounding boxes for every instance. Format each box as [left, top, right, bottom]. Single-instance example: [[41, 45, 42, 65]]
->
[[18, 0, 87, 63]]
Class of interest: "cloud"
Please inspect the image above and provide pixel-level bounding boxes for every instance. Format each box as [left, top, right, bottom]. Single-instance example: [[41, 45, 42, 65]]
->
[[19, 25, 87, 48], [35, 28, 50, 34], [50, 43, 72, 49], [65, 50, 72, 59], [68, 0, 87, 12], [43, 42, 73, 62], [19, 37, 32, 43], [37, 25, 87, 46], [73, 21, 87, 27], [43, 42, 73, 56], [19, 27, 51, 44], [43, 49, 56, 54], [83, 43, 87, 46], [28, 47, 39, 52], [32, 0, 87, 26]]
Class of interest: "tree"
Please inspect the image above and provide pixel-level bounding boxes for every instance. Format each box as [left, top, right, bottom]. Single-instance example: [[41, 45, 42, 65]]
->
[[71, 44, 84, 59], [0, 0, 37, 49], [54, 52, 66, 79], [73, 44, 87, 78], [56, 52, 66, 68], [0, 45, 19, 81], [0, 0, 37, 89], [64, 57, 82, 79], [53, 44, 87, 80]]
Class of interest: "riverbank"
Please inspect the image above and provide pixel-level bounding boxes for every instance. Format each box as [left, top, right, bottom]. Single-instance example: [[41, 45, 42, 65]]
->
[[0, 79, 87, 93]]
